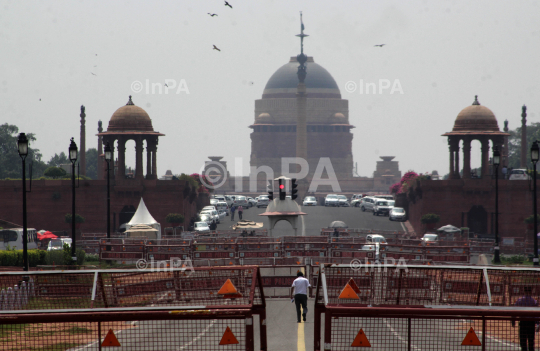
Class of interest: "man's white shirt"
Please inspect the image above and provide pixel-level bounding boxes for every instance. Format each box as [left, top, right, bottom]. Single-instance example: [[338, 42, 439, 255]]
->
[[291, 277, 311, 295]]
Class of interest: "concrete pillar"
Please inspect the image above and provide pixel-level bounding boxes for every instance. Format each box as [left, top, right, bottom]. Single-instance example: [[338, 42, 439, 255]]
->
[[79, 105, 86, 176], [521, 105, 527, 168], [152, 147, 157, 180], [116, 137, 126, 181], [454, 144, 461, 179], [463, 139, 472, 178], [97, 120, 103, 180], [481, 139, 490, 178], [449, 142, 455, 179], [146, 140, 152, 179], [135, 138, 144, 180]]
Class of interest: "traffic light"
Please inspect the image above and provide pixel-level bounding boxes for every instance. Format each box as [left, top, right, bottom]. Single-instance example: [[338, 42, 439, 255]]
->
[[267, 180, 273, 200], [291, 178, 298, 200], [278, 178, 286, 200]]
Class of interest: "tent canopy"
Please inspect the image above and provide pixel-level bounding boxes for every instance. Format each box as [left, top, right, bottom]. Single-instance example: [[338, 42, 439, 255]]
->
[[437, 224, 461, 233], [126, 198, 161, 238], [329, 221, 348, 228], [232, 220, 264, 230]]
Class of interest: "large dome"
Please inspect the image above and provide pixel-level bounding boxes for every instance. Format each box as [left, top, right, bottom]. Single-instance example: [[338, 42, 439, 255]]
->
[[262, 56, 341, 99], [107, 96, 154, 132], [452, 96, 500, 132]]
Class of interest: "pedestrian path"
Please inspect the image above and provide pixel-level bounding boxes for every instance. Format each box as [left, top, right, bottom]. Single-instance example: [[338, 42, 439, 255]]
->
[[265, 299, 314, 351]]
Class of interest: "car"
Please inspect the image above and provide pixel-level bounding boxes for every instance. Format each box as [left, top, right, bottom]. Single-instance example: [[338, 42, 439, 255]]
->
[[217, 210, 226, 220], [374, 195, 394, 200], [421, 233, 439, 244], [210, 198, 219, 205], [366, 234, 387, 244], [199, 214, 214, 226], [373, 200, 392, 216], [194, 221, 210, 233], [325, 194, 339, 207], [216, 202, 229, 216], [200, 210, 220, 224], [202, 206, 217, 212], [303, 196, 317, 206], [247, 197, 257, 207], [232, 195, 248, 208], [257, 195, 270, 208], [337, 195, 350, 207], [350, 194, 364, 207], [509, 169, 530, 180], [223, 195, 233, 207], [389, 207, 406, 221], [47, 238, 72, 251], [360, 197, 376, 212]]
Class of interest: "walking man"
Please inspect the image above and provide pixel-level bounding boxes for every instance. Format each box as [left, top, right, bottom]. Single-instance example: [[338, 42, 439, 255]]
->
[[230, 205, 236, 221], [238, 205, 244, 220], [512, 286, 538, 351], [290, 271, 311, 323]]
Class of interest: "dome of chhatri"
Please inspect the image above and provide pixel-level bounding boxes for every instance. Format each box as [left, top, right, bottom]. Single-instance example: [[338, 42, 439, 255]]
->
[[262, 56, 341, 99], [453, 96, 500, 132], [107, 96, 154, 132]]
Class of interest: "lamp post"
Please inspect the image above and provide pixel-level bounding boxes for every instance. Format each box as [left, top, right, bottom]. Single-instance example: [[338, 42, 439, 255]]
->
[[17, 133, 29, 272], [493, 146, 501, 264], [104, 142, 112, 252], [531, 140, 539, 266], [69, 138, 78, 260]]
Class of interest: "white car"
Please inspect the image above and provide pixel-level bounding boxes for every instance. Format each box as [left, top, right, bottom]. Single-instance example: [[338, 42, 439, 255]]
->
[[421, 234, 439, 244], [389, 207, 406, 221], [325, 194, 339, 207], [360, 197, 376, 212], [194, 222, 210, 233], [247, 197, 257, 207], [233, 195, 248, 208], [303, 196, 317, 206], [337, 195, 350, 207], [366, 234, 387, 244], [373, 200, 392, 216], [350, 194, 364, 207], [509, 169, 530, 180], [202, 206, 217, 212], [224, 196, 233, 207], [217, 210, 227, 220], [216, 202, 229, 216], [210, 198, 219, 205], [200, 210, 219, 224], [47, 238, 72, 251], [199, 214, 214, 226], [257, 195, 270, 208]]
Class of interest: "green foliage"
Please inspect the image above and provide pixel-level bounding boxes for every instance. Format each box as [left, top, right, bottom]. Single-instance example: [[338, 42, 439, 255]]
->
[[65, 213, 85, 224], [421, 213, 441, 224], [44, 246, 86, 266], [85, 148, 98, 179], [175, 173, 200, 190], [47, 152, 69, 167], [165, 213, 185, 224], [524, 214, 540, 224], [507, 122, 540, 169], [44, 166, 67, 179], [502, 255, 526, 264], [0, 249, 47, 267], [0, 123, 47, 179]]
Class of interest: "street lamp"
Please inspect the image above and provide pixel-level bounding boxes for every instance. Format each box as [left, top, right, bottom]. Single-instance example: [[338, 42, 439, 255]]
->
[[531, 140, 539, 266], [493, 146, 501, 264], [69, 138, 78, 260], [104, 142, 112, 253], [17, 133, 29, 272]]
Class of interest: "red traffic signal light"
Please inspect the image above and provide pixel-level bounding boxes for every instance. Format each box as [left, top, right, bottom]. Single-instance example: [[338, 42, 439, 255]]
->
[[279, 184, 285, 189]]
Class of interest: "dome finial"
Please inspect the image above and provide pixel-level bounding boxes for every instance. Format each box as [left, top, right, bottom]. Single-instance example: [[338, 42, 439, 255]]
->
[[295, 12, 309, 83], [472, 95, 480, 105], [127, 95, 134, 106]]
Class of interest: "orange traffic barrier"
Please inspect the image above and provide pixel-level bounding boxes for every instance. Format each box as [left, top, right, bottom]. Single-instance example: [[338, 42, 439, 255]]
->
[[219, 326, 239, 345], [461, 327, 481, 346], [351, 328, 371, 347], [218, 279, 243, 298], [102, 329, 121, 347], [339, 282, 360, 300]]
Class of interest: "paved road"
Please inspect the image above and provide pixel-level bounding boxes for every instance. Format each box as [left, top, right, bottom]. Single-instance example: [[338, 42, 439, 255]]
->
[[218, 203, 405, 237]]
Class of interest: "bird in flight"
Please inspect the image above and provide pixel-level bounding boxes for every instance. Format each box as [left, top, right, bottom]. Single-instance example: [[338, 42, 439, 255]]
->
[[39, 98, 41, 101], [91, 72, 97, 76], [213, 45, 221, 51], [224, 1, 232, 8], [374, 44, 386, 47], [208, 13, 218, 17], [164, 83, 168, 87]]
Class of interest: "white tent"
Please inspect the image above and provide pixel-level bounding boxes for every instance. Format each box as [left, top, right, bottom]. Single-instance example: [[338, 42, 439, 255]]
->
[[126, 198, 162, 239]]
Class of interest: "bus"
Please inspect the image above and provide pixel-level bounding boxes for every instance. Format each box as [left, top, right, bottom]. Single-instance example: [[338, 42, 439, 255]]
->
[[0, 228, 38, 250]]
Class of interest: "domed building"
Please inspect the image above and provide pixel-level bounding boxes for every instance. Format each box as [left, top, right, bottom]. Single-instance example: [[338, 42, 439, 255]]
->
[[249, 56, 354, 180], [98, 96, 164, 181], [442, 96, 509, 179]]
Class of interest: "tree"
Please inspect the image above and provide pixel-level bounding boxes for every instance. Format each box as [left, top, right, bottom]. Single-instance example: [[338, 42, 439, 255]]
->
[[0, 123, 47, 179], [44, 166, 67, 179], [47, 152, 69, 167], [507, 122, 540, 169], [85, 148, 98, 179]]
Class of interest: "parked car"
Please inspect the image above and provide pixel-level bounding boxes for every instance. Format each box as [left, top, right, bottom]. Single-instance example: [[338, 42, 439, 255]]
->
[[509, 169, 530, 180], [303, 196, 317, 206], [199, 214, 214, 226], [194, 221, 210, 233], [233, 195, 248, 208], [223, 195, 233, 207], [374, 195, 394, 200], [389, 207, 406, 221], [217, 210, 226, 220], [200, 210, 220, 224], [47, 238, 72, 251], [421, 233, 439, 244], [366, 234, 387, 244], [202, 206, 217, 212], [216, 202, 229, 216], [325, 194, 339, 207], [214, 195, 226, 203], [247, 197, 257, 207], [373, 200, 392, 216], [360, 197, 376, 212], [337, 195, 350, 207], [210, 198, 219, 205], [350, 194, 364, 207], [257, 195, 270, 208]]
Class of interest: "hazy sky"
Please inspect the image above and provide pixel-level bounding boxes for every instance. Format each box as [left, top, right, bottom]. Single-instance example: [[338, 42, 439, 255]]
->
[[1, 0, 539, 179]]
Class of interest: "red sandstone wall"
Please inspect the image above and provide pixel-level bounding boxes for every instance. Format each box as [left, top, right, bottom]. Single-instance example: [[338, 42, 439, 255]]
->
[[407, 179, 537, 238], [0, 179, 200, 233]]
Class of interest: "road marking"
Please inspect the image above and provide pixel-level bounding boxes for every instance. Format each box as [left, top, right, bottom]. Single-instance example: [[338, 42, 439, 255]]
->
[[297, 321, 305, 351], [400, 222, 407, 233]]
